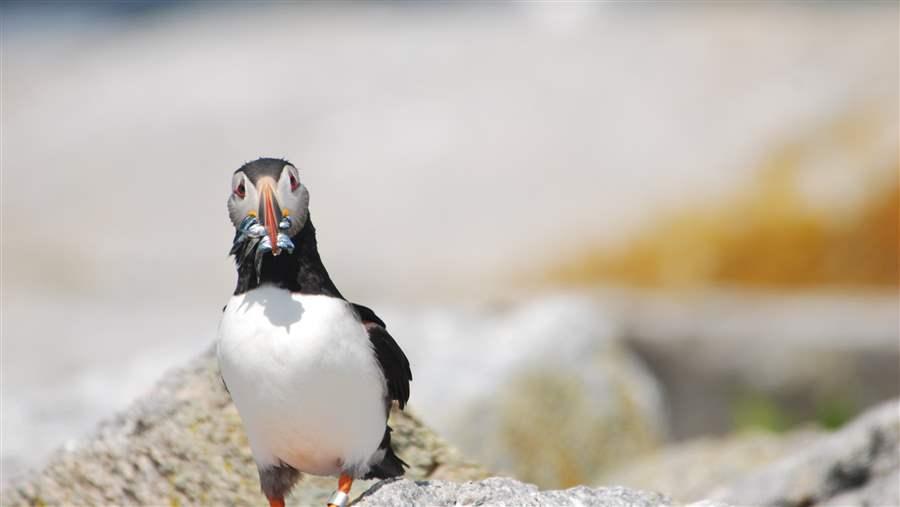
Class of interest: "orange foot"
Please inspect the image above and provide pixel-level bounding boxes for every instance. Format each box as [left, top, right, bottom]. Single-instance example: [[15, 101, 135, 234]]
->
[[326, 473, 353, 507], [267, 496, 285, 507]]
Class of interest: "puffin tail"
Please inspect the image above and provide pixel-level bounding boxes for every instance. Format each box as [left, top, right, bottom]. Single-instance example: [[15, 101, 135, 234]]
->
[[363, 426, 408, 480]]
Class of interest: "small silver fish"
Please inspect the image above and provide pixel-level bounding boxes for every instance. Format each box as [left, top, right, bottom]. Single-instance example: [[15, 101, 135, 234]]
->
[[276, 233, 295, 254]]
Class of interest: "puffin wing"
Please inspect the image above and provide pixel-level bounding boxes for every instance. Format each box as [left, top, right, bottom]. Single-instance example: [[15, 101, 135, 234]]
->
[[352, 303, 411, 409], [352, 303, 386, 328]]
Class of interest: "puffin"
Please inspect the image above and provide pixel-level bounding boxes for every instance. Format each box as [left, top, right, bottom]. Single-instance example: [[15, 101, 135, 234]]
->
[[217, 158, 412, 507]]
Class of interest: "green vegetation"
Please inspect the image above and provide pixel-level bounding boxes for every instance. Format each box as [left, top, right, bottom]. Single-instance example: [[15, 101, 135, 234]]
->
[[814, 397, 856, 430], [732, 391, 858, 433], [732, 393, 791, 433]]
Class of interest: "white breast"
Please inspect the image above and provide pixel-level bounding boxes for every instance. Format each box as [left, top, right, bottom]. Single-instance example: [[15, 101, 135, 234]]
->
[[217, 286, 387, 476]]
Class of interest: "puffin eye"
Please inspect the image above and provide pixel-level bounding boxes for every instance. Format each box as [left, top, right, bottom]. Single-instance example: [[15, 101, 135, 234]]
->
[[234, 181, 246, 199], [289, 173, 300, 191]]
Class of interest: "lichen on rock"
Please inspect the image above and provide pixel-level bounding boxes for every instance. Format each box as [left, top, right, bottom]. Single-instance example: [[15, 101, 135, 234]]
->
[[0, 347, 488, 507]]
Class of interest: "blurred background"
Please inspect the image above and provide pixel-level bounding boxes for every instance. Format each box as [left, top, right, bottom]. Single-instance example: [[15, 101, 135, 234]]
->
[[1, 0, 897, 497]]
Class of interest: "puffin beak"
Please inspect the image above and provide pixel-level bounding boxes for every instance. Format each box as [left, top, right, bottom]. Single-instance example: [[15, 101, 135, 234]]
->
[[257, 179, 284, 256]]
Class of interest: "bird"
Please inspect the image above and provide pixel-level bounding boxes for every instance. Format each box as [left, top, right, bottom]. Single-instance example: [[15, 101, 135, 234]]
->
[[217, 158, 412, 507]]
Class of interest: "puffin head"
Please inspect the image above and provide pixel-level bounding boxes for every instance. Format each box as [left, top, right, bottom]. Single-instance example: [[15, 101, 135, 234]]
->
[[228, 158, 310, 257]]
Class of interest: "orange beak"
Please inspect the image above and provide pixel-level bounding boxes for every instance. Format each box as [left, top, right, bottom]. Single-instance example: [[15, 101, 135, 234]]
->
[[257, 179, 283, 256]]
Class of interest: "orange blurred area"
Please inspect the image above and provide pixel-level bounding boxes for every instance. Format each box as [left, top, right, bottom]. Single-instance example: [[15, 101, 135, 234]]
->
[[548, 109, 899, 290]]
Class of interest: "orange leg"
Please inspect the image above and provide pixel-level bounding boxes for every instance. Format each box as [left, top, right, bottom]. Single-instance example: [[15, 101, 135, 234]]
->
[[268, 497, 285, 507], [338, 473, 353, 493], [326, 473, 353, 507]]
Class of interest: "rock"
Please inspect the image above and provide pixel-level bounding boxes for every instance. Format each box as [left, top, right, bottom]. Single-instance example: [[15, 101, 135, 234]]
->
[[598, 428, 824, 502], [708, 399, 899, 507], [381, 295, 667, 488], [352, 477, 677, 507], [0, 344, 725, 507], [617, 291, 899, 438], [599, 399, 899, 506], [0, 347, 488, 507]]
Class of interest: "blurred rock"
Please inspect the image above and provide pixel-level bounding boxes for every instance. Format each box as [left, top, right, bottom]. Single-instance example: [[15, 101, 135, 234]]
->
[[599, 428, 824, 502], [0, 348, 488, 507], [353, 477, 684, 507], [709, 398, 899, 507], [385, 295, 667, 488], [616, 291, 899, 438], [599, 398, 899, 506]]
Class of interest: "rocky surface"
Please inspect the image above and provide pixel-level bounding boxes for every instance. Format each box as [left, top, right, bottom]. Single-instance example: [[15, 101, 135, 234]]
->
[[615, 291, 899, 439], [352, 477, 680, 507], [0, 348, 488, 507], [708, 399, 899, 507], [382, 295, 667, 487], [598, 399, 899, 506], [390, 290, 898, 489], [599, 428, 825, 502], [3, 340, 895, 507], [0, 345, 729, 507]]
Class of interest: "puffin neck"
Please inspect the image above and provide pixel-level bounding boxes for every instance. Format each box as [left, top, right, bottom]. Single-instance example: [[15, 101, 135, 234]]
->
[[233, 217, 344, 298]]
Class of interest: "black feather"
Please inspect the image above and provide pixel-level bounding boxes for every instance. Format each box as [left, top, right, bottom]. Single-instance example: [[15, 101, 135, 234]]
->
[[356, 307, 411, 410], [363, 426, 408, 479], [351, 303, 387, 328]]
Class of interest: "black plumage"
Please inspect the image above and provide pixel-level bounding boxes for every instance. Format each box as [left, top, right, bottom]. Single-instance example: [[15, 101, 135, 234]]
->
[[363, 427, 408, 480], [365, 322, 412, 410]]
